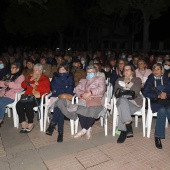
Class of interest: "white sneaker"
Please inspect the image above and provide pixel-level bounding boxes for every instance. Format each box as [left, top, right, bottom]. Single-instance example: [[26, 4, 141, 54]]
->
[[74, 130, 86, 139], [86, 127, 92, 140]]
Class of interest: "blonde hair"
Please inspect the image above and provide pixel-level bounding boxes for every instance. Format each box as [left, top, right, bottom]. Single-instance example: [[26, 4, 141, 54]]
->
[[152, 63, 164, 75]]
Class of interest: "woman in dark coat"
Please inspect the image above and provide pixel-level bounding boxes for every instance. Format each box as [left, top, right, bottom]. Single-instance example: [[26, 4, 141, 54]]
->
[[45, 63, 74, 142], [142, 63, 170, 149]]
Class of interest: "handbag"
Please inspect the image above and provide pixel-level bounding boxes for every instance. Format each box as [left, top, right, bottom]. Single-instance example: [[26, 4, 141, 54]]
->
[[115, 88, 135, 100], [20, 94, 35, 103], [86, 97, 102, 107], [58, 94, 73, 101], [155, 98, 170, 106]]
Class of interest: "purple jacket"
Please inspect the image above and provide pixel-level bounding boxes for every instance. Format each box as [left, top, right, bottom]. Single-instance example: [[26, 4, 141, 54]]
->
[[75, 76, 106, 106], [0, 75, 25, 100]]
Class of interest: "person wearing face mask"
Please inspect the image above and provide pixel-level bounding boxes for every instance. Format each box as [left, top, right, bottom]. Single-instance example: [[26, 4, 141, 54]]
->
[[0, 58, 10, 81], [156, 55, 163, 65], [71, 59, 86, 86], [73, 65, 106, 139], [45, 63, 74, 142], [163, 59, 170, 77], [80, 56, 89, 70]]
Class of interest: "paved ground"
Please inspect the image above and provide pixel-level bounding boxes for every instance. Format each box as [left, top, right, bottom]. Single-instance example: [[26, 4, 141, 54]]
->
[[0, 113, 170, 170]]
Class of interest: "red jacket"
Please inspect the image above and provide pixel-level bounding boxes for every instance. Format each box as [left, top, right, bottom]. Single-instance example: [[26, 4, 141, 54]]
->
[[22, 74, 50, 97]]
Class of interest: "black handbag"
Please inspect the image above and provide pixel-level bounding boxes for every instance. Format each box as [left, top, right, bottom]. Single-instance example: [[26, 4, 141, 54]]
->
[[115, 88, 136, 100], [20, 94, 35, 103], [155, 98, 170, 106]]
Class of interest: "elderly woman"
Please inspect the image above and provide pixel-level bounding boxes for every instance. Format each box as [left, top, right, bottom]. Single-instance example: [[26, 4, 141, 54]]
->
[[16, 64, 50, 133], [114, 64, 142, 143], [46, 65, 106, 142], [135, 59, 152, 88], [74, 65, 106, 139], [0, 62, 24, 126], [142, 63, 170, 149], [45, 63, 74, 142]]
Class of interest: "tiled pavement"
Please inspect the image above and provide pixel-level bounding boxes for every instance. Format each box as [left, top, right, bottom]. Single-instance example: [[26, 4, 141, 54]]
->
[[0, 114, 170, 170]]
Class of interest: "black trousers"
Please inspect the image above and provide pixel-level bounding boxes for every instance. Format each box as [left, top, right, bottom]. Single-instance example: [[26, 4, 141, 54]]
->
[[16, 98, 40, 124], [78, 114, 95, 130]]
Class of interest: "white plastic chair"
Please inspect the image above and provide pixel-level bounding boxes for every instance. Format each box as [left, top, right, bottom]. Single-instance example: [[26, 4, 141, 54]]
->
[[14, 92, 48, 131], [43, 94, 79, 135], [71, 94, 111, 136], [146, 97, 168, 138], [6, 90, 24, 127], [112, 93, 146, 137]]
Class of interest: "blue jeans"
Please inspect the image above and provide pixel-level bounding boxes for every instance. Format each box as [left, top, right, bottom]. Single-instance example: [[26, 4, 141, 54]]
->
[[0, 97, 14, 119], [51, 106, 64, 131], [154, 106, 170, 138]]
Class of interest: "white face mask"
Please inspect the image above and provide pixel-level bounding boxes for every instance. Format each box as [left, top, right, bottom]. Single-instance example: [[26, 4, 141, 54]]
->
[[157, 61, 162, 64], [164, 65, 170, 70], [0, 64, 4, 69], [81, 60, 85, 65], [127, 58, 132, 62]]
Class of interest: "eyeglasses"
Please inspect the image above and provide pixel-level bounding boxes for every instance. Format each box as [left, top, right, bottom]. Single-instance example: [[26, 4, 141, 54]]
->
[[11, 67, 16, 69], [124, 69, 131, 72]]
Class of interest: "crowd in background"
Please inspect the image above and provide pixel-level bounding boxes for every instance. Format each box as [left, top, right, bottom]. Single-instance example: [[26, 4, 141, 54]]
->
[[0, 46, 170, 149]]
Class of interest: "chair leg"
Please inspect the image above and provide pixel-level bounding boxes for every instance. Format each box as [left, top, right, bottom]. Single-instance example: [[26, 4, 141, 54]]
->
[[75, 118, 79, 134], [104, 117, 108, 136], [100, 117, 103, 126], [135, 115, 138, 127], [70, 120, 74, 135], [146, 111, 152, 138]]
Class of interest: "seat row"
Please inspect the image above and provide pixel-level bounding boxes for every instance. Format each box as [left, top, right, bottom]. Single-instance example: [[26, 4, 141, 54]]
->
[[5, 84, 168, 138]]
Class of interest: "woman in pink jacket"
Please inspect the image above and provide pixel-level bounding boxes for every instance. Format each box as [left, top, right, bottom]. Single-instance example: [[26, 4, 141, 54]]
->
[[0, 62, 25, 126], [135, 59, 152, 88], [74, 65, 106, 139]]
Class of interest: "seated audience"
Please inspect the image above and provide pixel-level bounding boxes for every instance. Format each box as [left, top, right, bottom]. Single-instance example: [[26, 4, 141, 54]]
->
[[0, 58, 10, 80], [146, 54, 156, 69], [74, 65, 106, 139], [50, 56, 65, 77], [142, 63, 170, 149], [163, 59, 170, 77], [0, 62, 24, 126], [22, 58, 34, 79], [110, 59, 127, 88], [40, 56, 52, 77], [135, 59, 152, 88], [114, 64, 142, 143], [71, 59, 86, 86], [16, 64, 50, 133], [93, 61, 105, 79], [45, 63, 74, 142]]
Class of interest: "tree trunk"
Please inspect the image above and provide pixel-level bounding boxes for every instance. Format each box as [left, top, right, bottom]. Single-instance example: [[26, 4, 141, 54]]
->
[[143, 16, 150, 53]]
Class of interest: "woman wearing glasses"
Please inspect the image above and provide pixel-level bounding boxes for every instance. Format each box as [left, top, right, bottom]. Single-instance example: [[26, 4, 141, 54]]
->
[[0, 62, 24, 126], [114, 64, 142, 143]]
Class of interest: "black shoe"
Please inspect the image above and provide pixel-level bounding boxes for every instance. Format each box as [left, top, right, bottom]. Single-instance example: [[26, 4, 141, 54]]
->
[[57, 131, 63, 142], [126, 123, 133, 138], [0, 121, 4, 127], [20, 128, 26, 133], [45, 122, 56, 136], [117, 131, 127, 143], [155, 137, 162, 149], [25, 125, 35, 133]]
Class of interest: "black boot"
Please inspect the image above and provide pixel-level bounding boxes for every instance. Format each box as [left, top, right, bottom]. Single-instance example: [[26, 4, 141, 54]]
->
[[57, 131, 63, 142], [155, 137, 162, 149], [117, 131, 127, 143], [126, 123, 133, 138], [45, 122, 56, 136]]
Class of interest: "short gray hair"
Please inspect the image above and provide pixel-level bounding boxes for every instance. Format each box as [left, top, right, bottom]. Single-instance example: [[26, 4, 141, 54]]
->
[[86, 65, 97, 73], [33, 63, 43, 71]]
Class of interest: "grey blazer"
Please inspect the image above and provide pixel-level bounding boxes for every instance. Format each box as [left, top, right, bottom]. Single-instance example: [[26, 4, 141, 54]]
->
[[114, 77, 143, 106]]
